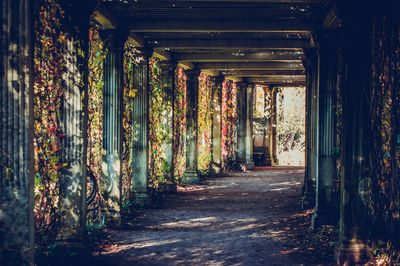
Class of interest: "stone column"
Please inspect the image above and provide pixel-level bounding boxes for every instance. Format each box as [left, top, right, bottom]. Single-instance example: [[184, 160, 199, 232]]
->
[[0, 0, 35, 264], [302, 49, 317, 208], [210, 76, 224, 173], [261, 86, 270, 166], [160, 61, 177, 191], [310, 53, 319, 200], [132, 48, 153, 202], [183, 69, 201, 184], [267, 87, 279, 165], [265, 87, 274, 166], [236, 82, 247, 168], [59, 32, 88, 241], [100, 30, 127, 227], [312, 45, 339, 229], [245, 84, 255, 169], [335, 14, 372, 264]]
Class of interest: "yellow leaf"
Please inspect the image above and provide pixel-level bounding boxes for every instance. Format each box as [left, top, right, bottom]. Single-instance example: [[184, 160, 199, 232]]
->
[[129, 88, 138, 98]]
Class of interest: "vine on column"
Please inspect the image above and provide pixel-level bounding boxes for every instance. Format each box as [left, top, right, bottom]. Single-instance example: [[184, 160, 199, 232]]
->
[[148, 58, 173, 190], [173, 67, 187, 180], [221, 80, 237, 170], [33, 0, 67, 242], [198, 73, 213, 173], [87, 25, 106, 222]]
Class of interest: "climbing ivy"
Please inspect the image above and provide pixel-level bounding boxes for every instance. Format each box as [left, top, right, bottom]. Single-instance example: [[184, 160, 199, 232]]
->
[[33, 0, 66, 241], [121, 43, 136, 204], [87, 25, 105, 220], [148, 58, 174, 189], [198, 73, 213, 172], [173, 67, 187, 180], [221, 80, 237, 170], [369, 15, 400, 244]]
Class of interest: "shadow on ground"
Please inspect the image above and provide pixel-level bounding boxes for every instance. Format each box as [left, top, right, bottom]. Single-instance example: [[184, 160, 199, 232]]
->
[[88, 167, 337, 266]]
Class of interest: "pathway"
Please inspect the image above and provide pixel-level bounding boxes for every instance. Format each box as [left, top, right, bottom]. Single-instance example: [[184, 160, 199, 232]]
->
[[93, 167, 307, 265]]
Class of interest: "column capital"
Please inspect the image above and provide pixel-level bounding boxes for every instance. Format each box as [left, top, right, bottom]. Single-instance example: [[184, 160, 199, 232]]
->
[[160, 61, 178, 75], [99, 30, 128, 51], [235, 81, 248, 91], [210, 75, 225, 84], [137, 47, 154, 61], [184, 68, 201, 79], [247, 83, 256, 89]]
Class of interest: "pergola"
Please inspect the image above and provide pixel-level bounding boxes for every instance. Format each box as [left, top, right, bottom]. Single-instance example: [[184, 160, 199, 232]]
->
[[2, 0, 398, 265]]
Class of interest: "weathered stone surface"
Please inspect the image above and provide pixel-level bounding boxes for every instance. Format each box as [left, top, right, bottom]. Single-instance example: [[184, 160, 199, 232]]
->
[[335, 12, 373, 264], [245, 84, 255, 169], [236, 82, 247, 168], [312, 45, 339, 229], [100, 30, 127, 226], [0, 0, 34, 264], [132, 48, 153, 203], [183, 69, 201, 184], [59, 36, 87, 241], [301, 50, 317, 209]]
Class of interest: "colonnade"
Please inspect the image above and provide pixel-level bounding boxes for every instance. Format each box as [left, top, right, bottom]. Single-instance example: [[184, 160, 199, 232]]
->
[[0, 3, 258, 262], [0, 0, 381, 264], [301, 10, 374, 262]]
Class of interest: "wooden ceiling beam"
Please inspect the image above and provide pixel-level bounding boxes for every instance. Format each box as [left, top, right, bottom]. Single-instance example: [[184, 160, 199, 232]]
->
[[92, 7, 118, 29], [251, 80, 306, 86], [149, 39, 310, 49], [241, 76, 305, 82], [125, 18, 316, 32], [219, 69, 305, 76], [175, 51, 304, 62], [153, 0, 324, 2], [127, 33, 144, 47], [197, 61, 304, 70]]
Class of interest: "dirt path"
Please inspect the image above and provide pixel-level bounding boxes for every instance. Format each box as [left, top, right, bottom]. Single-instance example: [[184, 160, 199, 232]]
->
[[92, 167, 325, 265]]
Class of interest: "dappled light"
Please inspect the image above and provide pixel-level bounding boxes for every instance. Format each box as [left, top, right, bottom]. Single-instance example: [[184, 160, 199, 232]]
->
[[2, 0, 400, 265], [92, 168, 308, 265]]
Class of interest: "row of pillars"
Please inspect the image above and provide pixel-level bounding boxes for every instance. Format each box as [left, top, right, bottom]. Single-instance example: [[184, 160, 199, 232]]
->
[[0, 2, 257, 263], [302, 11, 374, 263]]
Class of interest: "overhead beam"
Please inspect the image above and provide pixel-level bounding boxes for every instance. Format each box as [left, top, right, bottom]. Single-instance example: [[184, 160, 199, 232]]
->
[[178, 61, 195, 70], [154, 0, 324, 2], [126, 18, 317, 32], [127, 33, 144, 47], [197, 61, 304, 70], [153, 48, 172, 61], [176, 51, 304, 62], [239, 76, 305, 82], [251, 80, 306, 86], [220, 69, 305, 76], [149, 39, 310, 49], [92, 8, 118, 29]]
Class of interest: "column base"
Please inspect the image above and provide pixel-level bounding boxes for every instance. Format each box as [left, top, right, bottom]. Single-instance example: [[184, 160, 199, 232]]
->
[[159, 183, 177, 194], [335, 240, 372, 265], [101, 207, 121, 228], [182, 170, 199, 185], [133, 192, 150, 207], [301, 190, 316, 209], [311, 209, 338, 230], [210, 162, 222, 175], [265, 156, 275, 166], [266, 156, 279, 166], [246, 160, 255, 170]]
